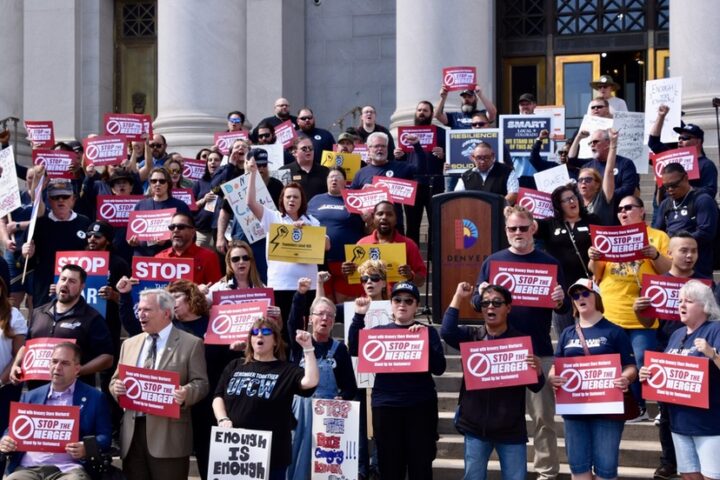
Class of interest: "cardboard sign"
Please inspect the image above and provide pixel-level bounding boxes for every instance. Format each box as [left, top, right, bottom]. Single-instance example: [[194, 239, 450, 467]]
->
[[341, 187, 390, 215], [126, 208, 175, 242], [445, 128, 501, 174], [640, 275, 713, 321], [442, 66, 476, 91], [208, 427, 272, 480], [24, 121, 55, 148], [643, 351, 709, 409], [397, 126, 437, 153], [534, 105, 566, 140], [533, 164, 570, 194], [275, 120, 297, 149], [343, 301, 392, 388], [205, 301, 268, 345], [578, 115, 614, 159], [183, 158, 206, 182], [488, 261, 558, 308], [212, 288, 275, 306], [344, 244, 407, 284], [0, 147, 22, 218], [55, 251, 110, 317], [311, 399, 360, 480], [171, 188, 197, 211], [131, 257, 195, 306], [590, 223, 648, 262], [321, 151, 362, 181], [103, 113, 152, 141], [516, 188, 554, 219], [371, 176, 418, 206], [118, 365, 180, 418], [267, 224, 326, 264], [221, 174, 276, 244], [32, 150, 75, 179], [651, 147, 700, 186], [500, 115, 552, 161], [9, 402, 79, 453], [460, 336, 537, 390], [214, 130, 249, 156], [83, 136, 127, 166], [645, 77, 682, 144], [554, 353, 624, 415], [20, 338, 77, 381], [97, 195, 144, 227], [357, 328, 429, 373], [613, 111, 649, 174]]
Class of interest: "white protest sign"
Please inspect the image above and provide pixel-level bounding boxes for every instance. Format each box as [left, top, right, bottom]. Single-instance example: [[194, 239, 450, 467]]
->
[[645, 77, 682, 144], [343, 300, 392, 388], [613, 111, 649, 174], [221, 174, 276, 243], [533, 164, 570, 194], [535, 105, 566, 140], [311, 399, 360, 480], [208, 426, 271, 480], [254, 143, 285, 172], [578, 115, 614, 158], [0, 147, 22, 218]]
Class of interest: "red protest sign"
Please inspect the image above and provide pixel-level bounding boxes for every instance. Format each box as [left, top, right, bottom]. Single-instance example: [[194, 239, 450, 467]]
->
[[342, 186, 391, 214], [126, 208, 175, 242], [516, 188, 554, 219], [32, 150, 75, 179], [132, 257, 195, 282], [171, 188, 197, 211], [640, 275, 713, 321], [372, 176, 418, 206], [590, 223, 648, 262], [182, 158, 206, 182], [643, 351, 709, 408], [397, 126, 437, 153], [357, 328, 429, 373], [103, 113, 152, 141], [20, 338, 78, 381], [460, 336, 537, 390], [97, 195, 144, 227], [118, 365, 180, 419], [214, 131, 249, 156], [9, 402, 79, 453], [352, 143, 369, 163], [24, 121, 55, 148], [212, 288, 275, 306], [55, 250, 109, 276], [488, 261, 557, 308], [275, 120, 298, 149], [651, 147, 700, 186], [205, 301, 268, 345], [554, 353, 624, 415], [83, 136, 127, 166], [442, 66, 477, 92]]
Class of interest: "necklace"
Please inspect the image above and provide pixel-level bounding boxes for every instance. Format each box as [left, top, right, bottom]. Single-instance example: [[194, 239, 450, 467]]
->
[[671, 191, 690, 219]]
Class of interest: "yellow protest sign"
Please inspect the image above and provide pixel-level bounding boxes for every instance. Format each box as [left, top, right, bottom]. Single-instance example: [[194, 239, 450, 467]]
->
[[321, 151, 362, 181], [344, 243, 407, 283], [268, 224, 326, 264]]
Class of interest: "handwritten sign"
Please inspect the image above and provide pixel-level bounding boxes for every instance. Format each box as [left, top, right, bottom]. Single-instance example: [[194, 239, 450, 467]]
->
[[590, 223, 648, 262], [554, 353, 624, 415], [533, 164, 570, 194], [0, 147, 22, 218], [24, 121, 55, 148], [97, 195, 144, 227], [640, 275, 712, 321], [645, 77, 682, 144], [357, 328, 429, 373], [20, 338, 77, 381], [267, 224, 326, 264], [208, 427, 272, 480], [342, 187, 390, 215], [311, 399, 360, 480], [488, 261, 557, 308], [212, 288, 275, 306], [372, 176, 418, 206], [460, 336, 536, 390], [613, 111, 649, 174], [344, 244, 406, 284], [214, 131, 249, 156], [651, 147, 700, 186], [126, 208, 175, 243], [118, 365, 180, 419], [516, 188, 553, 219], [275, 120, 297, 149], [321, 151, 362, 181], [643, 351, 709, 408], [205, 301, 268, 345], [221, 174, 276, 244], [32, 150, 75, 179], [442, 66, 476, 91], [397, 126, 437, 153], [103, 113, 152, 141], [83, 136, 127, 166], [445, 128, 501, 174], [9, 402, 79, 453]]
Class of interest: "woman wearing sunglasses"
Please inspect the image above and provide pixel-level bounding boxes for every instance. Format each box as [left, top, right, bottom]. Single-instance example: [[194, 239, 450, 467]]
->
[[574, 129, 619, 226], [441, 282, 544, 480], [549, 279, 637, 480], [589, 194, 671, 421], [212, 319, 319, 480], [164, 156, 193, 190], [348, 282, 446, 479]]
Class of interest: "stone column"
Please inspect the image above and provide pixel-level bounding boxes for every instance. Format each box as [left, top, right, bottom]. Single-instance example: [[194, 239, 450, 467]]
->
[[669, 0, 720, 159], [391, 0, 495, 129], [0, 0, 27, 165], [154, 0, 247, 156]]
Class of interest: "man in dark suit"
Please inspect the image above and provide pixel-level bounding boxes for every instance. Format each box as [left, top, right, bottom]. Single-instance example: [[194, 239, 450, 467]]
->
[[110, 288, 208, 480], [0, 342, 112, 479]]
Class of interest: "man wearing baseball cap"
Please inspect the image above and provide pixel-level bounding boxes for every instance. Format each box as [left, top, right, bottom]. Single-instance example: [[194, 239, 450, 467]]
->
[[436, 85, 497, 129]]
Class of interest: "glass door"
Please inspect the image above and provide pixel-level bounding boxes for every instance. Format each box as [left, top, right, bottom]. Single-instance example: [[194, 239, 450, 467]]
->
[[501, 57, 546, 116], [554, 54, 600, 136]]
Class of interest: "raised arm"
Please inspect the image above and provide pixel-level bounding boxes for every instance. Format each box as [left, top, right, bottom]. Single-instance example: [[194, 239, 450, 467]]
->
[[435, 85, 450, 126], [603, 128, 618, 204], [245, 157, 264, 221]]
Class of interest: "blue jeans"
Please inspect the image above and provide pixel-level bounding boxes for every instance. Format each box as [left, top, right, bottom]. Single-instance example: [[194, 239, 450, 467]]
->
[[563, 417, 625, 478], [625, 328, 657, 409], [464, 432, 527, 480]]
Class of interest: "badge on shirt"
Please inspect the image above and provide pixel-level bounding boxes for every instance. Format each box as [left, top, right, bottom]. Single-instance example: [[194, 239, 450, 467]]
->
[[76, 230, 86, 239], [314, 135, 322, 141], [385, 170, 394, 177], [293, 175, 302, 181]]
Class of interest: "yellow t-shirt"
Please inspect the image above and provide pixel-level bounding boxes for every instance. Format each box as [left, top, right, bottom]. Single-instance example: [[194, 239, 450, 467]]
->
[[598, 227, 670, 329]]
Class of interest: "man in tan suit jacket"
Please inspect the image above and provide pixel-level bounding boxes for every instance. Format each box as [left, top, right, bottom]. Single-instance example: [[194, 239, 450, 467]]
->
[[110, 288, 208, 480]]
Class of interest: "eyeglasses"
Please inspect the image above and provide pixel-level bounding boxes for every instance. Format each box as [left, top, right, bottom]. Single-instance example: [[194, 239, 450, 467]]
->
[[558, 150, 569, 156], [167, 168, 181, 174], [577, 176, 595, 184], [149, 178, 167, 184], [571, 290, 593, 300], [168, 223, 193, 231], [231, 255, 251, 263], [471, 154, 493, 161], [506, 225, 531, 232], [471, 121, 487, 127], [362, 110, 375, 115], [275, 104, 288, 108], [590, 105, 605, 110], [392, 297, 415, 306], [369, 144, 386, 149], [588, 139, 602, 146], [478, 299, 507, 309], [149, 143, 163, 148], [50, 195, 71, 201], [298, 116, 313, 121], [560, 196, 577, 204], [251, 327, 273, 336], [87, 232, 105, 239], [299, 146, 314, 152], [360, 274, 383, 283], [663, 178, 684, 190], [311, 311, 335, 319], [617, 204, 640, 213], [257, 133, 272, 139], [678, 136, 692, 142]]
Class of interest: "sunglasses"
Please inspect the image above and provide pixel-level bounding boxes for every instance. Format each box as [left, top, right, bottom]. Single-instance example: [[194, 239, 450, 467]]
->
[[588, 139, 602, 146], [392, 297, 415, 306], [478, 299, 507, 309], [577, 176, 595, 184], [617, 204, 639, 213], [231, 255, 251, 263], [506, 225, 531, 232], [590, 105, 605, 110], [87, 232, 105, 239], [361, 274, 383, 283], [558, 150, 569, 156], [571, 290, 593, 300], [471, 121, 487, 127], [678, 136, 692, 142], [299, 146, 314, 152], [167, 168, 181, 174], [50, 195, 71, 201], [257, 133, 272, 139], [251, 327, 273, 336], [149, 178, 167, 184], [663, 178, 684, 190], [149, 143, 163, 148], [168, 223, 192, 231], [298, 116, 313, 121], [228, 118, 243, 124]]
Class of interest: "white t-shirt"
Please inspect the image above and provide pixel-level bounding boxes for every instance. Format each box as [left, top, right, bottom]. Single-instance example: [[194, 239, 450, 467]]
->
[[0, 308, 28, 370], [586, 95, 628, 115]]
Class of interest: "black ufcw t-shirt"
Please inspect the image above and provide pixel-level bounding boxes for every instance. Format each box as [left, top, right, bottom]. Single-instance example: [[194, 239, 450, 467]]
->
[[214, 359, 313, 469]]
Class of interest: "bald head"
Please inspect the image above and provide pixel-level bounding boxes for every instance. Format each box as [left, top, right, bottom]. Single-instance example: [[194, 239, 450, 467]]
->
[[274, 98, 290, 119]]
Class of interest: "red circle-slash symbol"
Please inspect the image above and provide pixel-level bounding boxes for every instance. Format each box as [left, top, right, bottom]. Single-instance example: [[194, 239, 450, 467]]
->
[[12, 415, 35, 440], [466, 353, 491, 378], [645, 286, 668, 308], [646, 364, 667, 389], [362, 340, 386, 363], [594, 235, 611, 254], [211, 314, 233, 335], [124, 377, 142, 400], [560, 368, 583, 392]]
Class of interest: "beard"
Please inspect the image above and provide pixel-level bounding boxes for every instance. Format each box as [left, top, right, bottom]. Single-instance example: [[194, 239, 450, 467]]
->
[[461, 104, 476, 114], [414, 115, 432, 126]]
